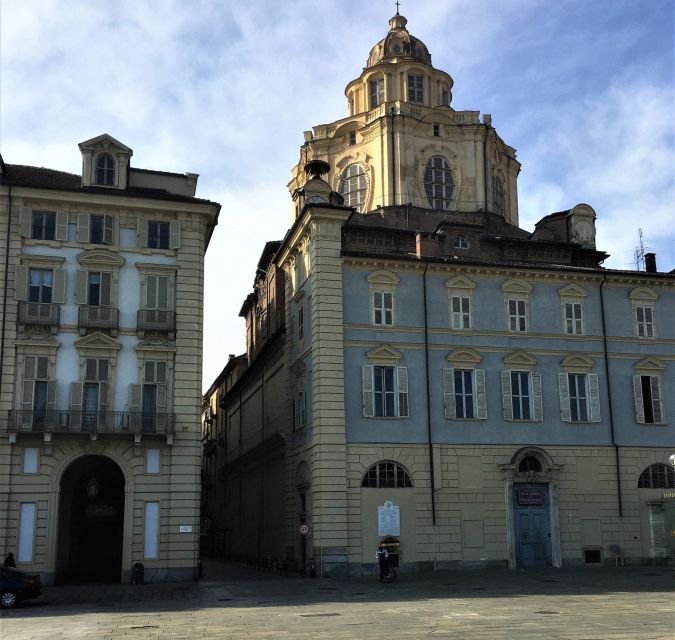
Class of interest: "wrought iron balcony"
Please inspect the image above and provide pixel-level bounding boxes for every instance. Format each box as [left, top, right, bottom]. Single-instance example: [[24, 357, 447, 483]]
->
[[18, 302, 60, 328], [137, 309, 175, 333], [78, 306, 119, 334], [7, 410, 175, 436]]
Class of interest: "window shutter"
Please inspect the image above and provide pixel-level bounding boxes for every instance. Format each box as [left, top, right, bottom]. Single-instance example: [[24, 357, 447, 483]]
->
[[52, 270, 66, 304], [397, 366, 409, 417], [633, 375, 645, 424], [588, 373, 601, 423], [475, 369, 487, 420], [169, 220, 181, 249], [24, 356, 37, 379], [558, 372, 571, 422], [651, 376, 663, 423], [130, 384, 142, 432], [103, 215, 114, 245], [501, 370, 513, 420], [75, 270, 87, 304], [70, 382, 83, 413], [158, 277, 168, 310], [47, 381, 57, 412], [443, 368, 456, 419], [22, 380, 34, 412], [156, 383, 168, 413], [15, 265, 27, 301], [56, 210, 69, 240], [19, 207, 32, 237], [137, 216, 148, 247], [146, 275, 157, 309], [77, 213, 90, 242], [100, 272, 112, 306], [36, 357, 48, 379], [98, 382, 109, 412], [532, 371, 544, 422], [362, 365, 374, 417]]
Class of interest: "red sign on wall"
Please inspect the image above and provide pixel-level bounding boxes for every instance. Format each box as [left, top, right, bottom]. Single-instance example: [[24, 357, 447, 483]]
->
[[517, 487, 545, 506]]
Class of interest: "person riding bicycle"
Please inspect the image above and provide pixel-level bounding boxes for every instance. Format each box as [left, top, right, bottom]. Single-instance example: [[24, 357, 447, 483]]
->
[[376, 544, 389, 582]]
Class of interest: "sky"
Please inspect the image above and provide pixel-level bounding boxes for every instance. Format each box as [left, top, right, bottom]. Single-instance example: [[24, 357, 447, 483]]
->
[[1, 0, 673, 391]]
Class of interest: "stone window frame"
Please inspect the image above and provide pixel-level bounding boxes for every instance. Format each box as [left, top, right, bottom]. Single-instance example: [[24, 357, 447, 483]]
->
[[95, 152, 117, 187], [501, 351, 543, 422], [369, 75, 385, 108], [501, 279, 532, 333], [361, 461, 414, 488], [419, 145, 461, 212], [558, 353, 601, 423], [368, 270, 400, 327], [362, 344, 409, 419], [637, 463, 675, 489], [76, 212, 116, 246], [75, 249, 125, 308], [633, 357, 666, 425], [15, 255, 66, 305], [136, 263, 177, 313], [629, 287, 657, 339], [136, 216, 181, 250], [19, 207, 68, 242], [446, 275, 476, 331], [443, 348, 487, 421], [15, 343, 59, 430], [558, 283, 588, 336], [132, 345, 176, 415], [407, 71, 425, 104]]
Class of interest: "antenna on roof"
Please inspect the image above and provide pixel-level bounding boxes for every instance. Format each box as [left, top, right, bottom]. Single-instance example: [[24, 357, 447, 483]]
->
[[633, 228, 647, 271]]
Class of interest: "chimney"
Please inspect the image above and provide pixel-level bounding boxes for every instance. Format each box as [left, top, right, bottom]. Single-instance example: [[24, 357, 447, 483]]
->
[[645, 253, 657, 274], [416, 232, 440, 258]]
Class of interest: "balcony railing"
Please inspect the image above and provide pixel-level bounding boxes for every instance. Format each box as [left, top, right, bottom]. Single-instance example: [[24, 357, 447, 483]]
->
[[7, 410, 175, 436], [18, 302, 60, 328], [137, 309, 175, 332], [78, 306, 119, 333]]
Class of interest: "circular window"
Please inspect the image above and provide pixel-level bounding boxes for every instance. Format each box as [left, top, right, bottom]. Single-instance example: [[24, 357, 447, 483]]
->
[[424, 156, 453, 210], [339, 164, 367, 211], [518, 456, 542, 474]]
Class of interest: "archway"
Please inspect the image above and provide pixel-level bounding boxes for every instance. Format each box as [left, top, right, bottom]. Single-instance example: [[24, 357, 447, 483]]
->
[[56, 455, 125, 583]]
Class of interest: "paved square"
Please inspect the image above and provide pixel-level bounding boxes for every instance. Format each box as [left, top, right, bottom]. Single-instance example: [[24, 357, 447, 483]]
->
[[0, 562, 672, 639]]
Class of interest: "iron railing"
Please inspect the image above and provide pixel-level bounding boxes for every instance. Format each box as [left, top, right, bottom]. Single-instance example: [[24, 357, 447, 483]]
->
[[78, 306, 119, 331], [7, 410, 175, 435], [137, 309, 175, 332], [18, 302, 60, 327]]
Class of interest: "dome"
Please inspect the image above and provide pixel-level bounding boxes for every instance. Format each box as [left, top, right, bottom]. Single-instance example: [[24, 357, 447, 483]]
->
[[366, 14, 432, 68]]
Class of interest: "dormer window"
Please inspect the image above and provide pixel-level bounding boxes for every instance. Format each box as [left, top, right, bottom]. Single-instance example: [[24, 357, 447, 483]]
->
[[95, 153, 115, 186]]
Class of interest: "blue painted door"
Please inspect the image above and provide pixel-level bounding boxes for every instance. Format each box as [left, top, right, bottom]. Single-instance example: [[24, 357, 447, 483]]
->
[[513, 484, 552, 567]]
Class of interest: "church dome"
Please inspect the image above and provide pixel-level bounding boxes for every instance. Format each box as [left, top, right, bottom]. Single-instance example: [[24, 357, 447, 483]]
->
[[366, 13, 432, 68]]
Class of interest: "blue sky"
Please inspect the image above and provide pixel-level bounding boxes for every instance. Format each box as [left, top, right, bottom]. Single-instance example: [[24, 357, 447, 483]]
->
[[2, 0, 673, 388]]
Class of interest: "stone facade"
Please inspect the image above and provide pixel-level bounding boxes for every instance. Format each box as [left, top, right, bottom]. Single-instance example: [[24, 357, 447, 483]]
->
[[0, 135, 220, 583]]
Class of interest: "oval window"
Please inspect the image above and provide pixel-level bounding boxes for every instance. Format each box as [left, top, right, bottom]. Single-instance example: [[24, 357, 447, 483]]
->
[[339, 164, 367, 211]]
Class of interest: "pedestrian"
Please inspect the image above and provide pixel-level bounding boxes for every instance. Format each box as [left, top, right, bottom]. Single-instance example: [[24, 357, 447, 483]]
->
[[4, 552, 16, 568], [376, 544, 389, 582]]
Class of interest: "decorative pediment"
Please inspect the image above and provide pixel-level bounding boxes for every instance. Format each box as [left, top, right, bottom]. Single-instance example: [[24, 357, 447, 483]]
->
[[558, 283, 588, 298], [366, 344, 403, 364], [447, 348, 482, 367], [634, 356, 665, 374], [74, 331, 122, 351], [503, 350, 537, 369], [629, 287, 657, 302], [79, 133, 132, 154], [561, 352, 594, 372], [77, 249, 125, 268], [367, 270, 400, 286], [445, 275, 476, 291], [501, 279, 532, 295]]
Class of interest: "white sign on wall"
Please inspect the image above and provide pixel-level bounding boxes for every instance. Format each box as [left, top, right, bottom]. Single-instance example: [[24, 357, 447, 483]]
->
[[378, 501, 400, 536]]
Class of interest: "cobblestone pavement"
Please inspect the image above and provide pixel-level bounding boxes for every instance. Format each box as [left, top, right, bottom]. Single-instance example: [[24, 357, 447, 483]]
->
[[0, 561, 672, 639]]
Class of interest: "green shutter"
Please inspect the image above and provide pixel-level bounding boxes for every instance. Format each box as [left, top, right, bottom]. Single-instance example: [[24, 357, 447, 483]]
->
[[633, 375, 645, 424], [55, 210, 69, 240], [103, 215, 114, 245], [651, 376, 663, 423], [558, 373, 571, 422], [70, 382, 83, 413], [36, 357, 48, 379], [15, 265, 27, 301], [22, 380, 34, 412], [588, 373, 601, 423], [52, 270, 66, 304], [443, 368, 456, 419], [156, 383, 167, 412], [75, 270, 87, 304], [19, 207, 32, 237], [532, 372, 543, 421], [501, 370, 513, 420], [169, 220, 181, 249], [130, 384, 142, 433], [397, 366, 409, 418], [77, 213, 89, 242], [362, 365, 374, 417], [475, 369, 487, 420], [98, 382, 109, 412], [146, 275, 157, 309], [46, 381, 56, 412], [137, 216, 148, 247], [100, 272, 112, 306], [158, 277, 168, 310]]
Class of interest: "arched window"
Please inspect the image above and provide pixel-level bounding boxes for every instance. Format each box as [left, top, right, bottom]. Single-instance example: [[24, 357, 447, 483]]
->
[[362, 461, 413, 488], [638, 464, 675, 489], [424, 156, 453, 210], [339, 164, 367, 211], [518, 456, 542, 474], [493, 176, 505, 216], [96, 153, 115, 186]]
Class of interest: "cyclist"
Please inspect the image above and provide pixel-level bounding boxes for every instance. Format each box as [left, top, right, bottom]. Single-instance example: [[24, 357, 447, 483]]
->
[[376, 544, 389, 583]]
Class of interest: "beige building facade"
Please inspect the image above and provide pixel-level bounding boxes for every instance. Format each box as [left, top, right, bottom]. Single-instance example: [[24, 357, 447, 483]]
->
[[0, 135, 219, 583]]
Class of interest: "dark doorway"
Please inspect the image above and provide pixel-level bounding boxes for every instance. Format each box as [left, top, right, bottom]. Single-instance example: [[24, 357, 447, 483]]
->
[[513, 483, 552, 567], [56, 455, 125, 584]]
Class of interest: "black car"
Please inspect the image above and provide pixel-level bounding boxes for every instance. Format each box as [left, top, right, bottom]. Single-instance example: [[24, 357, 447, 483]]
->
[[0, 567, 42, 608]]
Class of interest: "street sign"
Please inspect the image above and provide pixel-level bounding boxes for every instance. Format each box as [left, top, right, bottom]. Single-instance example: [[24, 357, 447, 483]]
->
[[299, 522, 311, 535]]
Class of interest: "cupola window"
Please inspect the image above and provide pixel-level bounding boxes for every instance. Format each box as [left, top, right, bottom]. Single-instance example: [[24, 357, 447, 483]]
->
[[370, 78, 384, 108], [339, 164, 367, 211], [349, 131, 357, 146], [95, 153, 115, 186], [424, 156, 454, 210], [493, 176, 505, 216], [408, 74, 424, 103]]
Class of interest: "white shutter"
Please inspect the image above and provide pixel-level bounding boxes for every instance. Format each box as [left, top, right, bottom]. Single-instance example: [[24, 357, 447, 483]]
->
[[501, 370, 513, 420], [475, 369, 487, 420], [46, 380, 57, 412], [100, 272, 112, 306], [103, 215, 114, 245], [362, 365, 374, 417], [532, 372, 543, 422], [651, 376, 663, 423], [169, 220, 181, 249], [77, 213, 90, 242], [397, 366, 409, 417], [443, 368, 456, 419], [130, 384, 142, 432], [52, 270, 66, 304], [633, 375, 645, 424], [558, 372, 571, 422], [56, 210, 69, 240], [137, 216, 148, 247], [19, 207, 32, 237], [15, 265, 27, 301], [588, 373, 601, 423]]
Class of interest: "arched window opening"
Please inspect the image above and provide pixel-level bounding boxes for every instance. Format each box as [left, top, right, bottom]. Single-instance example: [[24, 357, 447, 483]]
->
[[339, 164, 367, 211], [493, 176, 505, 216], [96, 154, 115, 186], [362, 461, 413, 488], [638, 464, 675, 489], [424, 156, 453, 210], [518, 456, 542, 474]]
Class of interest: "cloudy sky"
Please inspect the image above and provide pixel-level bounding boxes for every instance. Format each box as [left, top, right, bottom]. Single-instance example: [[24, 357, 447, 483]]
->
[[2, 0, 673, 389]]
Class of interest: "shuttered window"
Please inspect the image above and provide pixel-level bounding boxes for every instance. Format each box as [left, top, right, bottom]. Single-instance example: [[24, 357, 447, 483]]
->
[[635, 306, 655, 339], [564, 302, 584, 335], [443, 368, 487, 420], [362, 365, 409, 418], [373, 290, 394, 325], [22, 356, 55, 428], [633, 375, 664, 424], [451, 296, 471, 329], [146, 275, 169, 310], [559, 372, 600, 423], [78, 213, 114, 245], [507, 299, 527, 332], [501, 371, 543, 421]]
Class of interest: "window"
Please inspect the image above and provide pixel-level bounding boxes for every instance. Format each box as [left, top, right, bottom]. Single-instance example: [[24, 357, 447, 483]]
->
[[96, 153, 115, 186], [368, 270, 399, 326], [424, 156, 454, 210], [408, 74, 424, 103], [80, 358, 109, 429], [558, 372, 600, 423], [339, 164, 367, 210], [142, 361, 167, 432], [454, 236, 469, 249], [21, 356, 53, 428], [502, 370, 543, 421], [493, 176, 505, 216], [23, 448, 39, 474], [297, 305, 304, 340], [638, 464, 675, 489], [443, 367, 487, 420], [17, 503, 36, 563], [362, 461, 413, 488], [508, 299, 527, 332], [349, 131, 356, 145], [433, 123, 440, 137], [373, 290, 393, 325], [28, 269, 53, 303], [87, 271, 112, 306], [441, 87, 450, 106], [451, 296, 471, 329], [564, 302, 584, 335], [146, 449, 161, 474], [294, 390, 307, 430], [518, 456, 542, 474], [31, 211, 55, 240], [143, 502, 160, 559], [633, 375, 664, 424], [362, 365, 408, 418], [148, 222, 170, 249], [146, 274, 169, 310], [635, 306, 655, 338], [78, 213, 114, 245], [370, 77, 384, 108]]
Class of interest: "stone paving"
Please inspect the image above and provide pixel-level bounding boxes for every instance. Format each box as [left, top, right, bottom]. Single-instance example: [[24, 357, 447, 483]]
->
[[0, 561, 672, 639]]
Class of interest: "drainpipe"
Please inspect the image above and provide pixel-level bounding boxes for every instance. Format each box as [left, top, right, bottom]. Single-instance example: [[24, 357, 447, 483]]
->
[[389, 107, 397, 206], [599, 272, 623, 517], [423, 264, 437, 525]]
